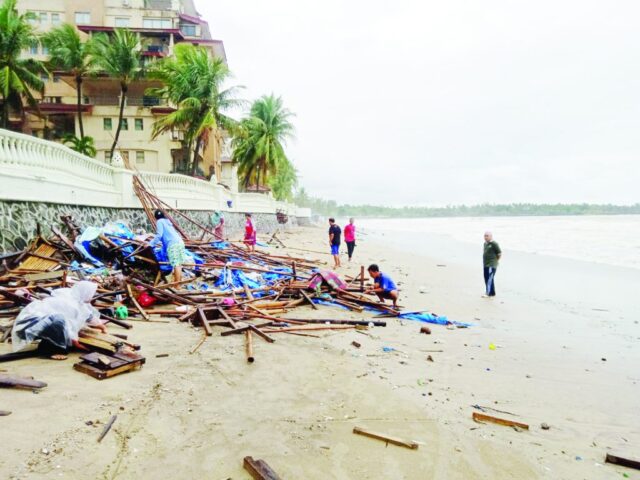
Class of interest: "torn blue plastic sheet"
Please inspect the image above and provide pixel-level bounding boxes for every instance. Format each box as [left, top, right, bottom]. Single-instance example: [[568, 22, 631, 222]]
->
[[312, 299, 350, 310], [399, 311, 471, 327], [211, 241, 230, 249]]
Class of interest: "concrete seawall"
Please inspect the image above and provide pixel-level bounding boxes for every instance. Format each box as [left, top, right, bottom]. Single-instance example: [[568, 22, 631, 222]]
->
[[0, 200, 309, 253]]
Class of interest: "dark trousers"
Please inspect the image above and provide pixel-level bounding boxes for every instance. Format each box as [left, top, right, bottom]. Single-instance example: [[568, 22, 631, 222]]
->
[[346, 241, 356, 259], [483, 266, 497, 296]]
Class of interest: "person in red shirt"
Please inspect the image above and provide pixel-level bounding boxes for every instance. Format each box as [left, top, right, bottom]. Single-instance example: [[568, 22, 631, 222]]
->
[[244, 213, 257, 252], [344, 217, 356, 261]]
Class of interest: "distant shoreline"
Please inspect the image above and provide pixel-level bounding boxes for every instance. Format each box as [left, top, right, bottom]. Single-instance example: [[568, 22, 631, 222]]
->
[[300, 202, 640, 218]]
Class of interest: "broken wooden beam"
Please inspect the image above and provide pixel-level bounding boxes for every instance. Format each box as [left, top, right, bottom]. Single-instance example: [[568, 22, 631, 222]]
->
[[97, 415, 117, 443], [197, 308, 213, 336], [0, 374, 47, 390], [472, 412, 529, 430], [352, 426, 419, 449], [243, 456, 281, 480], [605, 453, 640, 471], [245, 330, 255, 363]]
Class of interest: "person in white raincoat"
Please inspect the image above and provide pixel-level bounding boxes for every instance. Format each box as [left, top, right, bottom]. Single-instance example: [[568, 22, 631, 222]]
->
[[12, 281, 107, 359]]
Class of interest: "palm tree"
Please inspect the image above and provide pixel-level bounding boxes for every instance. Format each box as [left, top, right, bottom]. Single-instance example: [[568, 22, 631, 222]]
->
[[62, 133, 96, 157], [233, 94, 295, 191], [0, 0, 45, 129], [268, 158, 298, 201], [42, 24, 94, 138], [147, 44, 243, 176], [89, 29, 142, 160]]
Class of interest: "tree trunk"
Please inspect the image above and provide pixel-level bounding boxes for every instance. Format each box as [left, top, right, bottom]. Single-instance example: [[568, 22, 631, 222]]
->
[[191, 135, 202, 177], [76, 75, 84, 139], [1, 96, 8, 129], [256, 163, 261, 192], [110, 83, 127, 163]]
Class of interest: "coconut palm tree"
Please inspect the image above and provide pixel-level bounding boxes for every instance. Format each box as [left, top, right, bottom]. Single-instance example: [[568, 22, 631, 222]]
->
[[147, 44, 243, 175], [89, 29, 143, 160], [233, 94, 295, 191], [42, 24, 94, 139], [62, 133, 96, 157], [268, 158, 298, 201], [0, 0, 45, 129]]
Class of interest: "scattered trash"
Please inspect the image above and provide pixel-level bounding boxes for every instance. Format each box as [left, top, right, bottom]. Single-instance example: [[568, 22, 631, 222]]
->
[[489, 343, 496, 351], [541, 422, 550, 430], [427, 355, 434, 362], [351, 341, 361, 348], [420, 326, 431, 335]]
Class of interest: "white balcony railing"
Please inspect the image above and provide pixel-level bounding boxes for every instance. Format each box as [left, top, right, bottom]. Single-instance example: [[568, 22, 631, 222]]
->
[[0, 128, 310, 217]]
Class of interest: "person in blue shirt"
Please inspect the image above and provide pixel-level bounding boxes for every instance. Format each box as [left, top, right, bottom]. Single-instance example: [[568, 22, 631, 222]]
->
[[366, 264, 399, 308], [148, 210, 188, 283]]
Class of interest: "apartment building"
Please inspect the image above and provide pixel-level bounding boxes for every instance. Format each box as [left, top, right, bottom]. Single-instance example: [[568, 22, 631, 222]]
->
[[17, 0, 226, 179]]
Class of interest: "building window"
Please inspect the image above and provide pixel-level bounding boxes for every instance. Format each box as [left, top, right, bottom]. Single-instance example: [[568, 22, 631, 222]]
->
[[115, 17, 130, 27], [180, 24, 197, 36], [75, 12, 91, 25], [135, 118, 143, 131], [27, 11, 37, 24], [29, 41, 39, 55], [39, 12, 48, 24], [52, 75, 60, 83], [136, 151, 145, 163], [40, 73, 49, 82], [120, 118, 129, 130], [51, 13, 61, 25], [103, 118, 112, 130], [41, 44, 49, 55], [143, 18, 172, 29]]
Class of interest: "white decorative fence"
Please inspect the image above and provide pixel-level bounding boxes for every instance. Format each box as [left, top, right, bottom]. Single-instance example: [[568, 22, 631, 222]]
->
[[0, 128, 310, 217]]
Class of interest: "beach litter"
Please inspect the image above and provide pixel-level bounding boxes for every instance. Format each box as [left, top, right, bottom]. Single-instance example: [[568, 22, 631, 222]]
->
[[243, 456, 282, 480], [472, 412, 529, 430]]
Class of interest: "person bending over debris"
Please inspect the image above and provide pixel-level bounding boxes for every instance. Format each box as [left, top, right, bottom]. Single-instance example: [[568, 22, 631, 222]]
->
[[149, 210, 188, 283], [211, 210, 225, 240], [366, 264, 399, 308], [244, 213, 257, 253], [12, 281, 107, 360]]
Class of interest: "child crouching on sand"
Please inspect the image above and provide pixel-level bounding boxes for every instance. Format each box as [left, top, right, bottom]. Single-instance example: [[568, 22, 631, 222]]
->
[[366, 264, 399, 308]]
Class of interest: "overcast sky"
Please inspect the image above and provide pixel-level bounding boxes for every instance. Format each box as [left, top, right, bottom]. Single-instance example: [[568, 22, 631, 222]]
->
[[199, 0, 640, 206]]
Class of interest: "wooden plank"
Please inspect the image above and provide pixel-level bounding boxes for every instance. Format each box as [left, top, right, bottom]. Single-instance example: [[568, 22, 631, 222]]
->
[[352, 426, 419, 449], [300, 289, 319, 310], [243, 456, 281, 480], [249, 324, 275, 343], [73, 360, 143, 379], [472, 412, 529, 430], [605, 453, 640, 471], [0, 374, 47, 390], [243, 284, 255, 301], [23, 271, 65, 282], [197, 308, 212, 336], [127, 285, 150, 321], [97, 415, 117, 443]]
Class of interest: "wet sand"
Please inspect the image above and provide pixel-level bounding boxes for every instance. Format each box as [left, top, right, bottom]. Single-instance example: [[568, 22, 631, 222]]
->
[[1, 226, 638, 479]]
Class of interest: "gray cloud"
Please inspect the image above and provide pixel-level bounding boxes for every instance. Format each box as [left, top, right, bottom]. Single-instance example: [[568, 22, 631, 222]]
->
[[201, 0, 640, 205]]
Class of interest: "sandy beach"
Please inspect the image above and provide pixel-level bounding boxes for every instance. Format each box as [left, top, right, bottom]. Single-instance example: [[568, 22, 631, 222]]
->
[[1, 225, 639, 480]]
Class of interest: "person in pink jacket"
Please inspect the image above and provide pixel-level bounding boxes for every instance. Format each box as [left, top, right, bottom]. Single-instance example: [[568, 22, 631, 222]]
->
[[344, 217, 356, 261]]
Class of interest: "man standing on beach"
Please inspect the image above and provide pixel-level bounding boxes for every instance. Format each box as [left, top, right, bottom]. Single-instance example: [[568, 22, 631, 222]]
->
[[344, 218, 356, 261], [483, 231, 502, 297], [328, 218, 342, 269]]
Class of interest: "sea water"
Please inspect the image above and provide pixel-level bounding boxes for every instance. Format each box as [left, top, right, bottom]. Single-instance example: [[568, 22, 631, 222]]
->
[[358, 215, 640, 270]]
